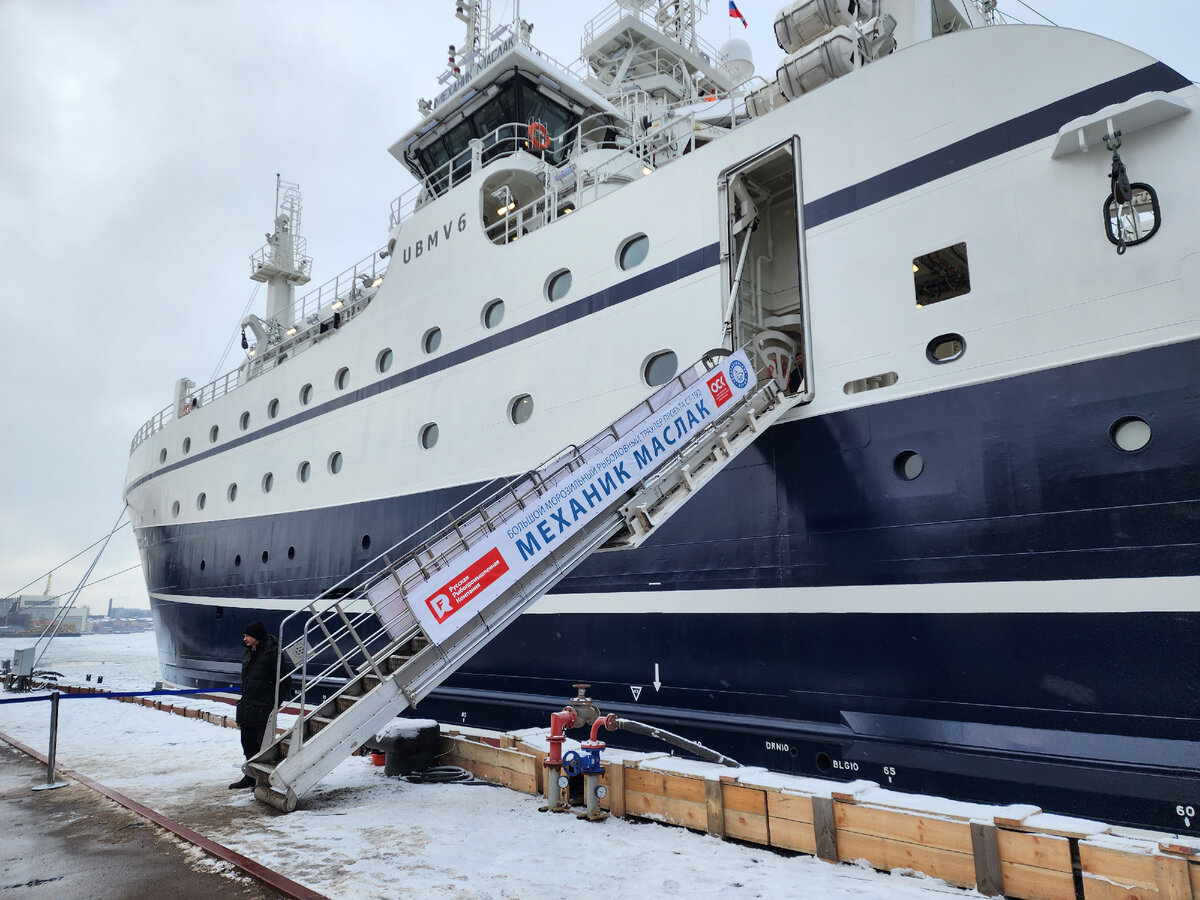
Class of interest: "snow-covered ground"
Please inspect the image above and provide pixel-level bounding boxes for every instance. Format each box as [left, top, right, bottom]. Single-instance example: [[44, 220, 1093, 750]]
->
[[0, 633, 977, 898]]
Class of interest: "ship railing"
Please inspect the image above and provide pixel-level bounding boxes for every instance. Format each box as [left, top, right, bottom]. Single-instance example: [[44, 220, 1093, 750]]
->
[[128, 249, 388, 455], [129, 368, 242, 454], [268, 355, 720, 735], [247, 236, 312, 281], [389, 105, 694, 232], [581, 0, 722, 66], [482, 113, 699, 244], [271, 248, 388, 334], [271, 440, 611, 739]]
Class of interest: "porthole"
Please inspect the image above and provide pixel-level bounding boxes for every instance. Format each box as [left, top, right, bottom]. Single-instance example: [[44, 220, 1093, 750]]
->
[[482, 299, 505, 329], [1110, 416, 1152, 452], [239, 411, 250, 431], [545, 269, 572, 302], [234, 554, 242, 567], [200, 559, 206, 572], [894, 450, 924, 481], [267, 398, 280, 419], [182, 437, 191, 454], [361, 535, 372, 551], [171, 500, 180, 517], [262, 472, 274, 493], [419, 423, 439, 449], [159, 448, 167, 464], [376, 348, 394, 373], [328, 451, 343, 475], [422, 327, 442, 354], [618, 234, 650, 270], [335, 367, 350, 391], [926, 333, 966, 364], [227, 483, 238, 502], [261, 550, 269, 564], [299, 383, 313, 406], [287, 546, 295, 560], [642, 350, 678, 387], [298, 461, 311, 483], [509, 394, 534, 425], [197, 492, 206, 510], [209, 424, 220, 443]]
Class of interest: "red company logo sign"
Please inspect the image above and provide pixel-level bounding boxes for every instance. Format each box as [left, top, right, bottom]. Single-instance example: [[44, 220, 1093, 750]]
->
[[706, 370, 733, 407], [426, 547, 510, 624]]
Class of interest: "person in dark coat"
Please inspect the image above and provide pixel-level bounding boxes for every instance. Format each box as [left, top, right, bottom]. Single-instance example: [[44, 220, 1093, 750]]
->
[[229, 620, 279, 789]]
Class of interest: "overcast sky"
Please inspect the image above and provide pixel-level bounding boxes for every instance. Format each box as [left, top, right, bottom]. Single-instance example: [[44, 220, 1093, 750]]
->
[[1, 1, 1194, 613]]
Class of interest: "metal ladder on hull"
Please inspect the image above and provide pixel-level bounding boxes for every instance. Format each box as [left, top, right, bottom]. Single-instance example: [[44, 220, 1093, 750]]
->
[[248, 338, 803, 812]]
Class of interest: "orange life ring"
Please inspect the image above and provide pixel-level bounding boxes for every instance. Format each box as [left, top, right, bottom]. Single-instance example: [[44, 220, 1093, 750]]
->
[[528, 121, 550, 150]]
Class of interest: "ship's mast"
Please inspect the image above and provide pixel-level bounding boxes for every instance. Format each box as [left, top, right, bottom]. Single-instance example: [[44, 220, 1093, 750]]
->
[[249, 175, 312, 327]]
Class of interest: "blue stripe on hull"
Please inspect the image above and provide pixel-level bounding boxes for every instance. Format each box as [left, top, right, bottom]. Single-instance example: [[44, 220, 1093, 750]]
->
[[140, 336, 1200, 597]]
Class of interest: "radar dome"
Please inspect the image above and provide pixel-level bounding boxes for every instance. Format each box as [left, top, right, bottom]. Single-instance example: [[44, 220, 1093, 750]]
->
[[719, 38, 754, 85]]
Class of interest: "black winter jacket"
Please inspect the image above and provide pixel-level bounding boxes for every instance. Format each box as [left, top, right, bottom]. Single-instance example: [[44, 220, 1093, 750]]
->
[[236, 634, 280, 726]]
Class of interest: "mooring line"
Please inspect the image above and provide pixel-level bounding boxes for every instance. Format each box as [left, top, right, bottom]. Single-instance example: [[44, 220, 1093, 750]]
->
[[0, 729, 329, 900]]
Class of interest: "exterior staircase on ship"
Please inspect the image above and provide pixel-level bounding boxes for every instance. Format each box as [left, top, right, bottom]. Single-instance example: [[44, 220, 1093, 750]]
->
[[245, 332, 807, 812]]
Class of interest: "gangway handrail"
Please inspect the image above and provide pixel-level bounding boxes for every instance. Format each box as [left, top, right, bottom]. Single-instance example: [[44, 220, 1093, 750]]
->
[[269, 360, 709, 726]]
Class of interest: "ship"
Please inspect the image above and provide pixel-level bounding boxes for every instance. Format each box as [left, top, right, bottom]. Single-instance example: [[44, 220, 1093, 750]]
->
[[123, 0, 1200, 831]]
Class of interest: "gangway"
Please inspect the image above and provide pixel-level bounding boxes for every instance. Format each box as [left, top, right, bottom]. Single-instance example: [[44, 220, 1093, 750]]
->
[[247, 334, 805, 811]]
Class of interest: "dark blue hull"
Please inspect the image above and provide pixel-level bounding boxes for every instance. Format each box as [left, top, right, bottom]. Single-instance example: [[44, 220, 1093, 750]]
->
[[142, 337, 1200, 832]]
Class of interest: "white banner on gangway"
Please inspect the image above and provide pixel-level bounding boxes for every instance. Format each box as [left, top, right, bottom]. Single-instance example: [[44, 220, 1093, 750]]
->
[[368, 351, 756, 645]]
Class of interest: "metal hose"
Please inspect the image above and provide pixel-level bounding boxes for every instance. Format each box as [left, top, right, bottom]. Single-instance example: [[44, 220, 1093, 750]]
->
[[611, 717, 740, 768]]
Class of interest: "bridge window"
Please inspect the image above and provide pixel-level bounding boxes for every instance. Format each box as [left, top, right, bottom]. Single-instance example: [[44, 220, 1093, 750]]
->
[[913, 242, 970, 306], [413, 73, 581, 196]]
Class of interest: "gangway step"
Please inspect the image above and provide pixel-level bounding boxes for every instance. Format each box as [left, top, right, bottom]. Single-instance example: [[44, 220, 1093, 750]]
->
[[247, 339, 804, 812]]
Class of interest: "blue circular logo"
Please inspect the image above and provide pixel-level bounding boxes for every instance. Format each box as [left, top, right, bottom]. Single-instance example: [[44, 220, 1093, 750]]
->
[[728, 359, 749, 390]]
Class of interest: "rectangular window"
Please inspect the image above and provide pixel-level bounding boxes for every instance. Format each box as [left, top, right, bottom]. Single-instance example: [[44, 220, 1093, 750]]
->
[[913, 242, 970, 306]]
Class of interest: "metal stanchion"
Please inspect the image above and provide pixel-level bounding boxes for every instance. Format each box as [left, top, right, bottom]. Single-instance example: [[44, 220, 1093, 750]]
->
[[32, 691, 70, 792]]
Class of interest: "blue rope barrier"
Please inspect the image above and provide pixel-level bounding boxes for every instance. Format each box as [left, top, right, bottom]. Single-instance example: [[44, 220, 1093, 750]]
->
[[0, 686, 239, 706]]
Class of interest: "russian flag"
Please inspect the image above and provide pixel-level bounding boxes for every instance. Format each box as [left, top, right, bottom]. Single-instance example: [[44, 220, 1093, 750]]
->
[[729, 0, 748, 27]]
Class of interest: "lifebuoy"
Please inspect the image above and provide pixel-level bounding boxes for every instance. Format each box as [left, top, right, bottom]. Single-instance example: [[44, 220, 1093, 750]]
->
[[528, 121, 550, 150]]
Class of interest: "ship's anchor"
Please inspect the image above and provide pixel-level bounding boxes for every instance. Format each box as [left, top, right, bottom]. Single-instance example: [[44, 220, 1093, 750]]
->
[[1105, 130, 1132, 255]]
